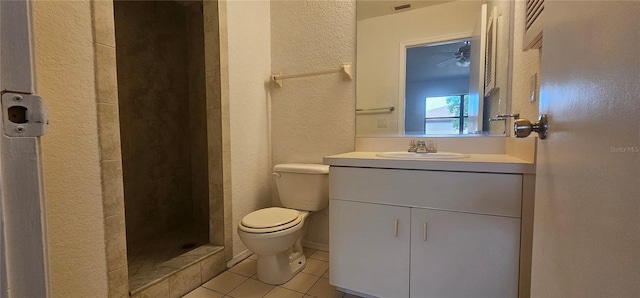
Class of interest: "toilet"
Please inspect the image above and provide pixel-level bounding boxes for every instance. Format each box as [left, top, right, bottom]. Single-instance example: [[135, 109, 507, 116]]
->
[[237, 163, 329, 285]]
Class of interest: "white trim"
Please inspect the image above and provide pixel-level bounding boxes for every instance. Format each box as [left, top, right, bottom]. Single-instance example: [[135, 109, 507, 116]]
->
[[226, 249, 253, 268], [0, 1, 49, 296], [468, 4, 488, 133], [0, 91, 5, 298], [484, 7, 498, 97], [302, 241, 328, 252], [398, 32, 473, 135]]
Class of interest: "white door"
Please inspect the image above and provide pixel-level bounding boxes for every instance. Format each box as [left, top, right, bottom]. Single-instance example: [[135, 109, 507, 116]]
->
[[531, 1, 640, 297], [0, 1, 49, 296], [329, 199, 410, 298], [410, 208, 520, 298]]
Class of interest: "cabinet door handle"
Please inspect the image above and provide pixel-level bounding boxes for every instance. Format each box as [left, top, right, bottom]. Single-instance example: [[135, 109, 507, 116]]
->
[[394, 219, 399, 237], [423, 222, 427, 241]]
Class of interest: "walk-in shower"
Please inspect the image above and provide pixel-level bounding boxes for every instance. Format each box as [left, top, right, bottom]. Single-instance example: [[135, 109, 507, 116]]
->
[[113, 0, 221, 292]]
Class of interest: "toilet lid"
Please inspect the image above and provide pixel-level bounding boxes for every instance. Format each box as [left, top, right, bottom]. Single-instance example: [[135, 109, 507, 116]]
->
[[240, 207, 301, 233]]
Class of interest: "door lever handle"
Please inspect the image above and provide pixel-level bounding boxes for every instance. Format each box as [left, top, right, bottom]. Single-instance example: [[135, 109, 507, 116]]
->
[[514, 114, 549, 139]]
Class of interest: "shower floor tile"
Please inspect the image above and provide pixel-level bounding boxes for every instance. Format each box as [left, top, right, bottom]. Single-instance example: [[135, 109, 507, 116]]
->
[[127, 223, 210, 292]]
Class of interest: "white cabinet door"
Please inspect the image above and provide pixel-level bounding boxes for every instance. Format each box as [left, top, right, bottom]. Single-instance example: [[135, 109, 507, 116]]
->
[[410, 208, 520, 298], [330, 199, 411, 298]]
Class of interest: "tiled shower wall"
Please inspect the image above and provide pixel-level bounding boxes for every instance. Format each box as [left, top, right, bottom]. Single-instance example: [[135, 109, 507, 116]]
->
[[186, 2, 211, 228], [114, 1, 209, 243]]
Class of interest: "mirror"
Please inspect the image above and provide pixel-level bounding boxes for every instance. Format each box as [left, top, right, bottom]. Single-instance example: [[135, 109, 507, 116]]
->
[[356, 0, 512, 136]]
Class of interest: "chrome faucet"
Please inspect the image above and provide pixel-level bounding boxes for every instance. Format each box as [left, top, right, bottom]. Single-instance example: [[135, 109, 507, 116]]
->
[[409, 139, 438, 153], [416, 140, 428, 153]]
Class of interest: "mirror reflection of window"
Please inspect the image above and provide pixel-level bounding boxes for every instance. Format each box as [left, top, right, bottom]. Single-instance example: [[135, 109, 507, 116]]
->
[[405, 41, 473, 135], [424, 95, 470, 134]]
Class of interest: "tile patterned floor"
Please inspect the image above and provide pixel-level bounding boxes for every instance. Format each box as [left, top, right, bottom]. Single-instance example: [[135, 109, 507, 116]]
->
[[183, 249, 362, 298]]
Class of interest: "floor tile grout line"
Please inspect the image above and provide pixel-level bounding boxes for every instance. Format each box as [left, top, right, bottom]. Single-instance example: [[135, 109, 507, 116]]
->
[[278, 283, 312, 296], [201, 272, 249, 296], [261, 286, 276, 298], [198, 286, 225, 296], [225, 275, 256, 296], [304, 274, 324, 297]]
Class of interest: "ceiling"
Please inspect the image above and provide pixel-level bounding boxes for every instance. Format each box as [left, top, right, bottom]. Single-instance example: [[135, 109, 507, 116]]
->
[[356, 0, 454, 21]]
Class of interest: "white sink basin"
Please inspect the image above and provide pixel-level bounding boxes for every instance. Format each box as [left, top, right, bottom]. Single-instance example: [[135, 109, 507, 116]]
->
[[376, 151, 470, 160]]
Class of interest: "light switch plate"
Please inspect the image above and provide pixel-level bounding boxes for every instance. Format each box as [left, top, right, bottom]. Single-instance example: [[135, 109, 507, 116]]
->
[[377, 117, 388, 128], [529, 73, 538, 102]]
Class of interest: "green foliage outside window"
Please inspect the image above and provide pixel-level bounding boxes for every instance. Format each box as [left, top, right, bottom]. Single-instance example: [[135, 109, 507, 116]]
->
[[446, 95, 469, 130]]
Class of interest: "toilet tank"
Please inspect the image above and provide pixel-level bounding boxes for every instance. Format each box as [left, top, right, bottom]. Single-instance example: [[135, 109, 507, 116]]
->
[[273, 164, 329, 211]]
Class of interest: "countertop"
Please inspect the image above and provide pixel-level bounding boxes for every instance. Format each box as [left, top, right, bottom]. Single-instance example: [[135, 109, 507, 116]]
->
[[323, 151, 535, 174]]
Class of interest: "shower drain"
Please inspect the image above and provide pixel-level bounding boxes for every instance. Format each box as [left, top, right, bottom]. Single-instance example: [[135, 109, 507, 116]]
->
[[181, 242, 197, 250]]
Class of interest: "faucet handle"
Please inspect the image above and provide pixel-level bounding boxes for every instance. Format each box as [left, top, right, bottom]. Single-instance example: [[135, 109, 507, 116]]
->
[[408, 139, 417, 152], [426, 140, 438, 153]]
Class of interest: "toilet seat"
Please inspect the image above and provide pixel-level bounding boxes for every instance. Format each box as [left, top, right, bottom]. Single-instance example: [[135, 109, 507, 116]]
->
[[239, 207, 302, 234]]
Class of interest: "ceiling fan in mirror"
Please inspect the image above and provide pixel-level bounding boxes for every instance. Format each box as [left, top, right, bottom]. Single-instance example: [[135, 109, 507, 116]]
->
[[436, 41, 471, 67]]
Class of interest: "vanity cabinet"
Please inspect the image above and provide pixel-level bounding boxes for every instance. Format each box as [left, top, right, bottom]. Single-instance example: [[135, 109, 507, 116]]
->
[[330, 200, 410, 298], [329, 166, 523, 298], [409, 208, 520, 298]]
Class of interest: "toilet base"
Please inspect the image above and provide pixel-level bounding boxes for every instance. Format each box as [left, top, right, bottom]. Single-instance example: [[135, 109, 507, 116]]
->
[[256, 250, 306, 285]]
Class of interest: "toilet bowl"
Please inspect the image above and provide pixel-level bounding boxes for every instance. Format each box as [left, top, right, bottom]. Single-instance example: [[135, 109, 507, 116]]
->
[[238, 208, 309, 284], [237, 164, 329, 285]]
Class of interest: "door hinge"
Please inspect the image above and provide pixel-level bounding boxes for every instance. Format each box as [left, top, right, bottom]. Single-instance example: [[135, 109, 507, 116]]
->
[[2, 91, 49, 137]]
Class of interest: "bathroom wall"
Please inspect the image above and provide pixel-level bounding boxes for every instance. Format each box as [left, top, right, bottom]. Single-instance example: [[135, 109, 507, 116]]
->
[[509, 0, 540, 121], [225, 0, 273, 258], [505, 0, 541, 158], [270, 0, 356, 249], [32, 1, 109, 296]]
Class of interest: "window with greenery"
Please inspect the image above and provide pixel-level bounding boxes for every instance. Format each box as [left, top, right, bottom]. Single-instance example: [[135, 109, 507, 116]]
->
[[424, 94, 469, 134]]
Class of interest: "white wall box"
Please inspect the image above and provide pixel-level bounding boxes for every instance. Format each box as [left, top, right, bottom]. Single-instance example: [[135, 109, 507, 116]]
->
[[329, 166, 528, 298]]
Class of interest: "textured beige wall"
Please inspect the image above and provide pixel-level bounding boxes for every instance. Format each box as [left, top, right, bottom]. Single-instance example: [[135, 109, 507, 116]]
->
[[225, 0, 273, 257], [270, 0, 356, 248], [509, 0, 540, 121], [506, 0, 541, 156], [32, 1, 109, 297]]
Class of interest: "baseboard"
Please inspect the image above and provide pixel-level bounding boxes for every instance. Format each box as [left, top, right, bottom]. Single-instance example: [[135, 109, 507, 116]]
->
[[302, 241, 329, 252], [227, 249, 253, 268]]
